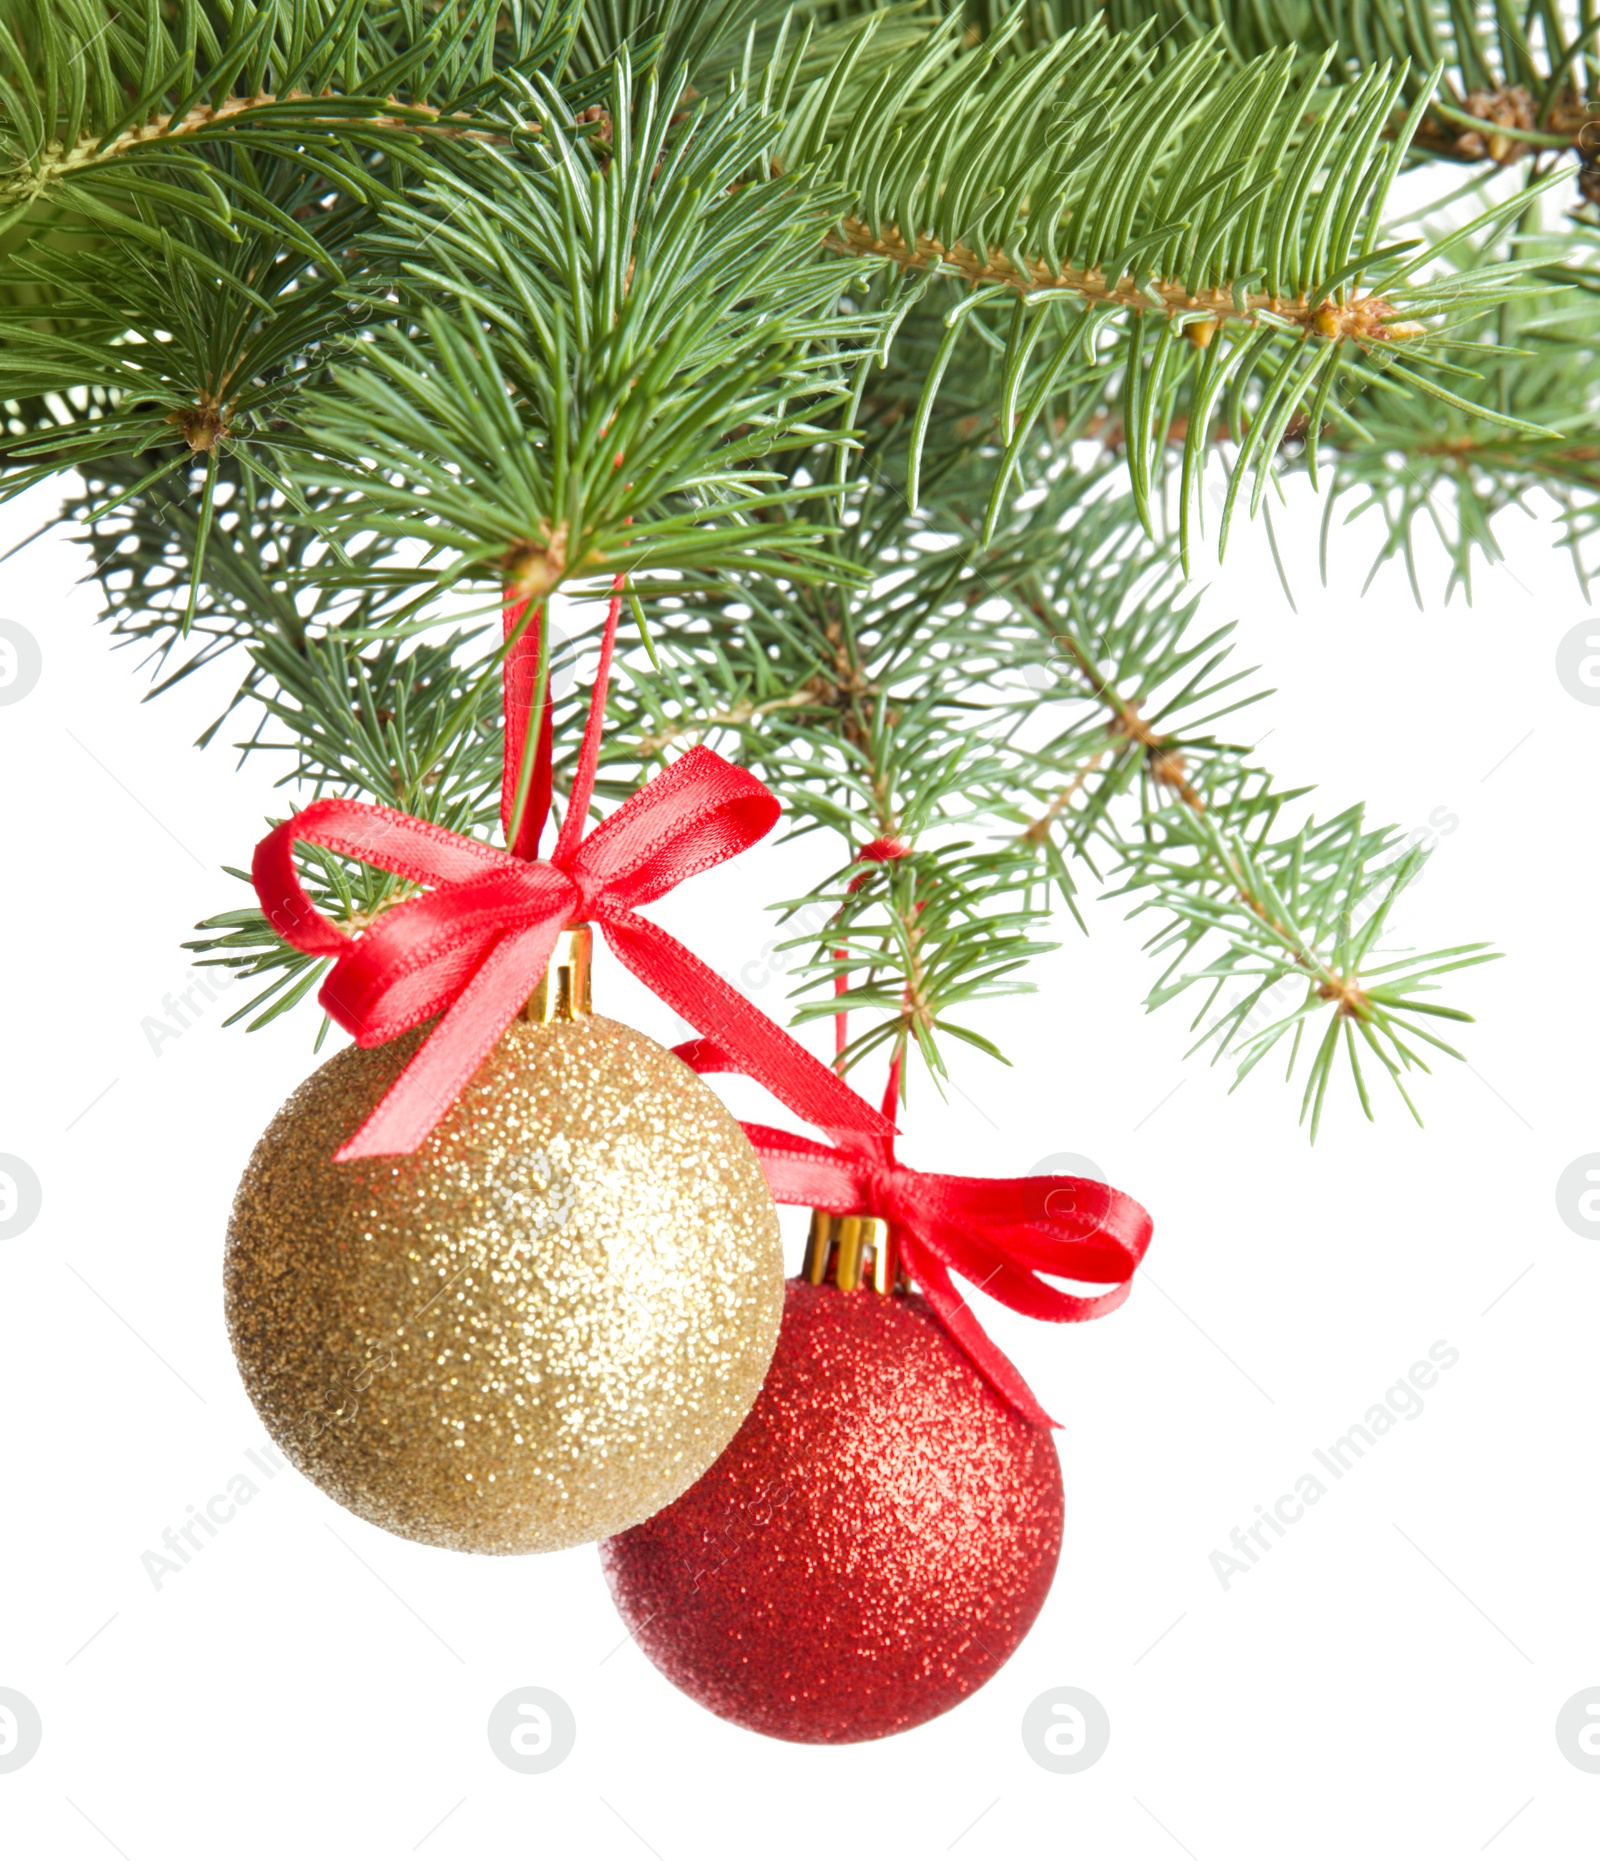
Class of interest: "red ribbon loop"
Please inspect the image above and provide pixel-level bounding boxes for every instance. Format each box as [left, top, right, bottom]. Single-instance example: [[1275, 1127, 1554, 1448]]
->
[[252, 593, 890, 1161], [677, 1041, 1152, 1429]]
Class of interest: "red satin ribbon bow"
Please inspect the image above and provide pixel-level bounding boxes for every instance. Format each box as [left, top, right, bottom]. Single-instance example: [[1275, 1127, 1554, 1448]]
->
[[675, 1040, 1152, 1428], [252, 589, 891, 1161]]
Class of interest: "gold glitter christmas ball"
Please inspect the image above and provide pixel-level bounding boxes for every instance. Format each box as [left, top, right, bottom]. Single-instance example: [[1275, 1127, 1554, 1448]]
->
[[224, 1006, 784, 1554]]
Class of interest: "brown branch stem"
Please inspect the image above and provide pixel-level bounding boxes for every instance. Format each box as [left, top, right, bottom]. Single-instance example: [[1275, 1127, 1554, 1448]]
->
[[828, 217, 1427, 342], [1015, 588, 1372, 1016]]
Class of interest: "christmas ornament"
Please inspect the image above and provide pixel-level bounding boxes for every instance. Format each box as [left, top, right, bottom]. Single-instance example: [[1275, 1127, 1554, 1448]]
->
[[227, 586, 885, 1553], [600, 1049, 1152, 1740], [600, 1269, 1065, 1743], [226, 927, 785, 1553]]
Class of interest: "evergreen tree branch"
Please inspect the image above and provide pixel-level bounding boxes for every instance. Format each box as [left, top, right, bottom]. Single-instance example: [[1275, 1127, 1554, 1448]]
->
[[780, 17, 1563, 550], [270, 64, 884, 613], [0, 0, 573, 239], [994, 0, 1600, 169], [0, 1, 1528, 1141], [1109, 804, 1498, 1138]]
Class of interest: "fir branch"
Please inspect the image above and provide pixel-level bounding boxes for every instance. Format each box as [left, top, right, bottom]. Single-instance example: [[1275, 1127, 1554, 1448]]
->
[[959, 460, 1497, 1132], [3, 1, 1524, 1143], [1002, 0, 1600, 167], [781, 18, 1562, 549], [0, 174, 383, 493], [600, 390, 1492, 1130], [784, 840, 1058, 1079], [1110, 802, 1498, 1138], [0, 0, 572, 238], [1055, 192, 1600, 598], [793, 21, 1487, 340], [280, 63, 882, 612]]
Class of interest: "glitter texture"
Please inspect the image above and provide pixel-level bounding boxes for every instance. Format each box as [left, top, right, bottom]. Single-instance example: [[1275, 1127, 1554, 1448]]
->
[[600, 1279, 1063, 1742], [225, 1015, 783, 1554]]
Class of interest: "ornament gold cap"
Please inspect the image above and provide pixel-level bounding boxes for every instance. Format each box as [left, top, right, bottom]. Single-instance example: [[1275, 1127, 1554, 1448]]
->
[[803, 1210, 901, 1294], [522, 924, 593, 1023]]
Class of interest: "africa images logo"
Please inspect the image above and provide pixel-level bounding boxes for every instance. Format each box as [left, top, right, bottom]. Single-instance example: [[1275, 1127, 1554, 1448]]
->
[[1210, 1341, 1459, 1590]]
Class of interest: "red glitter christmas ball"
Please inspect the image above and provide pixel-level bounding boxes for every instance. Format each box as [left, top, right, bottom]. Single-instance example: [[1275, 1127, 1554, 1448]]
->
[[599, 1278, 1063, 1743]]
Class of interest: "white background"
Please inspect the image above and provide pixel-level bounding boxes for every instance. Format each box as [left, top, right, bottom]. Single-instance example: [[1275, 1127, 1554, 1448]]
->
[[1, 462, 1597, 1860]]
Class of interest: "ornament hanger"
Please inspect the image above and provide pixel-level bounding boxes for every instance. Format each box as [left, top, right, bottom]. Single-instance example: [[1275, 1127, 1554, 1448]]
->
[[251, 580, 892, 1158]]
